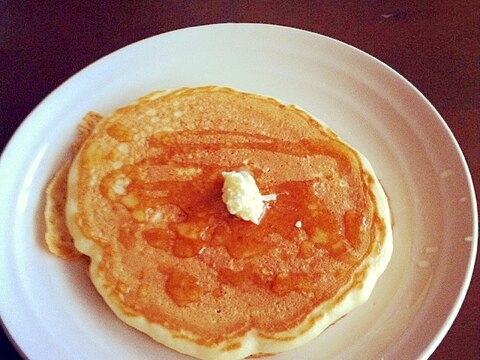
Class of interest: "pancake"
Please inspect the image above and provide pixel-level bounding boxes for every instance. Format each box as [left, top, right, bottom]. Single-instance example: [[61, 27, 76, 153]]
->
[[63, 86, 392, 359], [45, 111, 102, 259]]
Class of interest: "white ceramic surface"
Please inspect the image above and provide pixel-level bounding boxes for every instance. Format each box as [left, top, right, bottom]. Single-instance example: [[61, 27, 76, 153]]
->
[[0, 24, 477, 360]]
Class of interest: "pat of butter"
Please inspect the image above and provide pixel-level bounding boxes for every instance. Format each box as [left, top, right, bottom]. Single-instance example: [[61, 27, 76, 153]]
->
[[222, 171, 276, 225]]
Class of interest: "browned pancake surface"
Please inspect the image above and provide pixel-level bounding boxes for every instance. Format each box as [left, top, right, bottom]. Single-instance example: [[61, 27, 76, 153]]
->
[[45, 111, 102, 259], [69, 87, 387, 347]]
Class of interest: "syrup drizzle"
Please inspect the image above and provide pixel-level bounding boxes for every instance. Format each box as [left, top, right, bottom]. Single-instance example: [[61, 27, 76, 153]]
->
[[94, 129, 370, 306]]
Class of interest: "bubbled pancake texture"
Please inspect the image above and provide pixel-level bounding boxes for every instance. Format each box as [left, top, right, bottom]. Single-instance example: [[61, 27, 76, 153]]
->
[[66, 87, 390, 356]]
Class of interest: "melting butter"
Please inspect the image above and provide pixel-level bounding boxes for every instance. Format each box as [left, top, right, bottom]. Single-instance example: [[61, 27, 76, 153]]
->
[[222, 171, 276, 225]]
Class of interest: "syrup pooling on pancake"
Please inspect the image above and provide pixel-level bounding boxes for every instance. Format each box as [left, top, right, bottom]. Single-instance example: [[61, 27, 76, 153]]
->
[[102, 130, 370, 260], [66, 87, 392, 356]]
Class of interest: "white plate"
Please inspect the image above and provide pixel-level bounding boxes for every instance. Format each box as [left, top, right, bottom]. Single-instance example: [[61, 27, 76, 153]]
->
[[0, 24, 477, 360]]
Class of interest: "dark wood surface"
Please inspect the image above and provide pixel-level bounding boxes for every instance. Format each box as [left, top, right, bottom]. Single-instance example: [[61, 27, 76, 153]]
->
[[1, 1, 478, 359]]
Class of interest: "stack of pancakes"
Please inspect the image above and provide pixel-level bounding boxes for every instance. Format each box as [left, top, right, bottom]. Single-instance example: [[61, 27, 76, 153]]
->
[[45, 86, 392, 359]]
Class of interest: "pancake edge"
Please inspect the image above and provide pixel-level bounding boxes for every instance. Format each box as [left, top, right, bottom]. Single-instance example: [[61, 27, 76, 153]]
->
[[65, 86, 393, 360]]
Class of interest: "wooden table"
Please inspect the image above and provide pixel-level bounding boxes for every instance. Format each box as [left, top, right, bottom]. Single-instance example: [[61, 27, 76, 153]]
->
[[1, 1, 478, 359]]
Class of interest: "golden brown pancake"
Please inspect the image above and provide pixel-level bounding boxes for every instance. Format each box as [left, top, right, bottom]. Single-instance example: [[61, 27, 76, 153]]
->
[[63, 86, 392, 359], [45, 111, 102, 259]]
